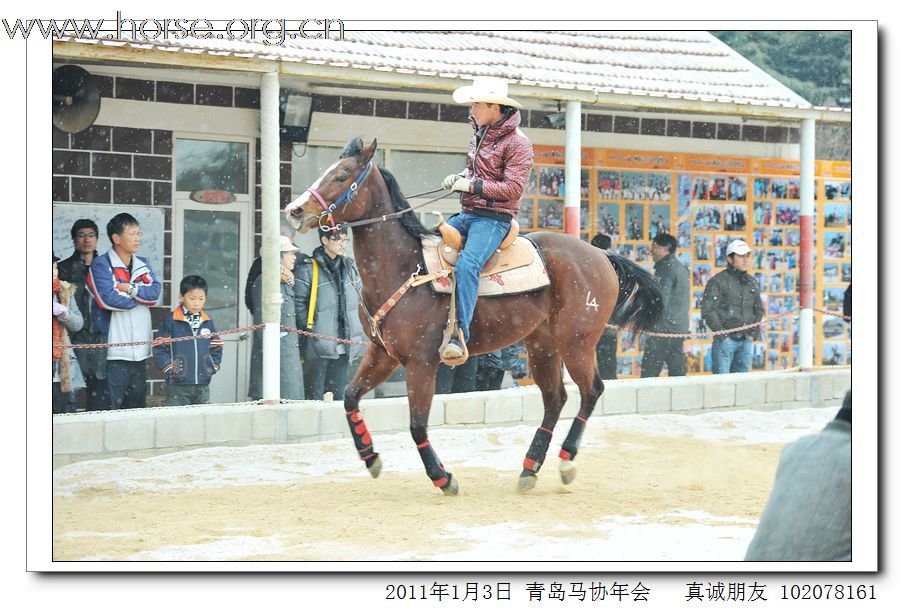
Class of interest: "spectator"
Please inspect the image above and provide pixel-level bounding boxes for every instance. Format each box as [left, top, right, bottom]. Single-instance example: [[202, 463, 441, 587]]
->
[[87, 213, 161, 409], [153, 275, 223, 406], [248, 236, 305, 400], [58, 219, 110, 410], [294, 226, 367, 401], [843, 284, 851, 322], [53, 254, 86, 413], [702, 239, 764, 374], [475, 343, 524, 391], [436, 358, 479, 394], [439, 76, 533, 360], [745, 391, 852, 561], [590, 233, 618, 380], [641, 233, 690, 377]]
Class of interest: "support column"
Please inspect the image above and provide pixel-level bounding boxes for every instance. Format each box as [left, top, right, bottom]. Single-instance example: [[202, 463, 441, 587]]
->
[[564, 101, 582, 237], [798, 118, 816, 370], [260, 72, 282, 402]]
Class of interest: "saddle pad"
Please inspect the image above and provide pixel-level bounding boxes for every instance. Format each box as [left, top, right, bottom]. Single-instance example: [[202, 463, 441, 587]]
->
[[420, 235, 551, 297]]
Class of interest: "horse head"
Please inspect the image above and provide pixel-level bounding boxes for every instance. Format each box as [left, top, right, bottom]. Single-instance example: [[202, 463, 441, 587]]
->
[[285, 136, 378, 233]]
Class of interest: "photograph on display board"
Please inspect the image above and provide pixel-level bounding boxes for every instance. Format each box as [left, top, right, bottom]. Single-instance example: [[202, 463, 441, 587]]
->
[[693, 290, 705, 310], [824, 287, 845, 311], [677, 251, 691, 269], [754, 272, 767, 292], [621, 172, 647, 200], [842, 263, 852, 283], [769, 228, 784, 246], [597, 170, 620, 199], [769, 273, 783, 293], [539, 167, 565, 197], [823, 317, 847, 339], [626, 203, 645, 240], [580, 169, 590, 199], [703, 346, 713, 372], [753, 227, 767, 246], [516, 201, 534, 228], [692, 204, 721, 231], [768, 349, 780, 369], [598, 202, 620, 240], [580, 200, 590, 228], [788, 179, 801, 199], [772, 178, 789, 199], [677, 174, 692, 217], [723, 204, 747, 231], [753, 177, 770, 198], [693, 263, 712, 287], [752, 344, 766, 370], [692, 176, 708, 200], [635, 244, 651, 262], [714, 235, 744, 268], [824, 181, 843, 200], [618, 244, 634, 259], [620, 332, 636, 353], [784, 228, 800, 247], [753, 248, 766, 270], [824, 263, 840, 284], [822, 341, 848, 366], [650, 173, 671, 201], [776, 202, 800, 225], [616, 356, 633, 377], [784, 273, 797, 293], [692, 312, 708, 336], [753, 200, 773, 225], [824, 231, 850, 259], [824, 202, 850, 228], [685, 344, 703, 372], [524, 167, 537, 195], [841, 182, 851, 199], [708, 176, 727, 200], [537, 199, 563, 229], [768, 332, 780, 349], [728, 176, 748, 201], [649, 204, 670, 239], [676, 221, 691, 248]]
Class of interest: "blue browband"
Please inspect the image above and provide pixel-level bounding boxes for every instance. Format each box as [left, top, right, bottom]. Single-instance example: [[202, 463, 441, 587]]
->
[[316, 161, 374, 230]]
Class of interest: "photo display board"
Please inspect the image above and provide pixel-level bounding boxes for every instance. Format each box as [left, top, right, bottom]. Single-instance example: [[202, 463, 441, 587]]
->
[[515, 147, 851, 379]]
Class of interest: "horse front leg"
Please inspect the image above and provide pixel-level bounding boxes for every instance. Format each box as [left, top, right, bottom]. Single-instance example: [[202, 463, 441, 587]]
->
[[344, 343, 400, 478], [406, 360, 459, 496]]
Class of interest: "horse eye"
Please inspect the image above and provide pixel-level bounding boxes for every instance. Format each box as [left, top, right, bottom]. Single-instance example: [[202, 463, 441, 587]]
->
[[336, 174, 348, 183]]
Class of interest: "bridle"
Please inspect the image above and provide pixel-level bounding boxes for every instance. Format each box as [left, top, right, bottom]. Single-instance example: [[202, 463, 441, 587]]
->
[[298, 159, 451, 231]]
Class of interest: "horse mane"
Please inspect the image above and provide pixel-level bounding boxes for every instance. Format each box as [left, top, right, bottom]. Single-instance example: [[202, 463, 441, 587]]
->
[[340, 137, 437, 240], [378, 167, 438, 240]]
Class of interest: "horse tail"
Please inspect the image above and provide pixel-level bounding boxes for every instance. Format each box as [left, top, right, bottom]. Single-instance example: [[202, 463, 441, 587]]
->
[[605, 252, 664, 334]]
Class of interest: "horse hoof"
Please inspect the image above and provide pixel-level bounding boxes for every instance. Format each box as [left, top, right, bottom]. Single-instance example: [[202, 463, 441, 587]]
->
[[517, 473, 537, 493], [367, 456, 382, 479], [559, 460, 577, 485], [441, 475, 459, 496]]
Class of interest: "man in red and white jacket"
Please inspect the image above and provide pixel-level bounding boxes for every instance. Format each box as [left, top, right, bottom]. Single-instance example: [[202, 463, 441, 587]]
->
[[87, 212, 161, 409], [440, 77, 534, 360]]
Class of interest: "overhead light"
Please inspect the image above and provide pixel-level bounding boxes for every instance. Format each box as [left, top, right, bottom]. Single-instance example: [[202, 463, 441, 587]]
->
[[542, 112, 566, 129], [278, 90, 314, 142]]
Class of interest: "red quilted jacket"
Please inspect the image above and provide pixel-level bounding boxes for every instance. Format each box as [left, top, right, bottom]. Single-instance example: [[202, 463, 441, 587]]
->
[[460, 110, 534, 218]]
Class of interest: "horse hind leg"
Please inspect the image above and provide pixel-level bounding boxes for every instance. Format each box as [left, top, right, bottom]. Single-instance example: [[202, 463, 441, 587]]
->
[[557, 340, 605, 485], [343, 344, 400, 478], [518, 332, 568, 493]]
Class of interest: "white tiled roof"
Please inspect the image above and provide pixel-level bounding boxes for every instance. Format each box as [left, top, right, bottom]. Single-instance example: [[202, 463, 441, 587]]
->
[[60, 30, 841, 111]]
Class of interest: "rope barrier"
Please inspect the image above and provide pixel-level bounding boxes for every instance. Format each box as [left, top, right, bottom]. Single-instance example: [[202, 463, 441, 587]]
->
[[53, 305, 851, 351]]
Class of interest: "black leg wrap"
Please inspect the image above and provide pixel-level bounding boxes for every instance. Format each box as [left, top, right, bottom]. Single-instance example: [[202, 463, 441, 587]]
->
[[559, 418, 587, 461], [523, 427, 553, 473], [417, 441, 451, 488], [346, 410, 378, 466]]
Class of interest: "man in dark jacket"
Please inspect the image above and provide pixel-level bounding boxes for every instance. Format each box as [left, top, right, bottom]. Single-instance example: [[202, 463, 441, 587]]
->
[[57, 218, 110, 410], [702, 239, 764, 373], [591, 233, 618, 380], [294, 225, 366, 401], [641, 233, 690, 377], [440, 77, 534, 360]]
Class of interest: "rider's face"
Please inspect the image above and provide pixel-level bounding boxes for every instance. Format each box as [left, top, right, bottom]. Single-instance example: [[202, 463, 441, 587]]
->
[[470, 102, 503, 126]]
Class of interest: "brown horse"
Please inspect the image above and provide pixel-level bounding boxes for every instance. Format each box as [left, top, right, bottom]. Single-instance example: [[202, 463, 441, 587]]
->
[[286, 137, 663, 495]]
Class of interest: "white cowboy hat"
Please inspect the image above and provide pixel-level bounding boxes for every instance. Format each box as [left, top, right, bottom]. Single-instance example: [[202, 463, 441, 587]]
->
[[452, 76, 523, 109]]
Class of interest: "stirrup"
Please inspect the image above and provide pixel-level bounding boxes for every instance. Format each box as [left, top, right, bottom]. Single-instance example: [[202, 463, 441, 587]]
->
[[439, 327, 469, 367], [442, 337, 465, 360]]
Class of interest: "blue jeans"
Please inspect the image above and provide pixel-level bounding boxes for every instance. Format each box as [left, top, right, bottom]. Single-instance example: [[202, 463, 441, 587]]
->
[[711, 337, 753, 374], [446, 212, 510, 342]]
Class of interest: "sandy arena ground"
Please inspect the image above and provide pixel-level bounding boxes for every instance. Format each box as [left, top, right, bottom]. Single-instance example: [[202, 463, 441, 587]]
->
[[52, 407, 837, 562]]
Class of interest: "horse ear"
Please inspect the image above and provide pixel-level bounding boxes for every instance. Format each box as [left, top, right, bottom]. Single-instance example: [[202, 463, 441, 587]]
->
[[360, 138, 378, 164]]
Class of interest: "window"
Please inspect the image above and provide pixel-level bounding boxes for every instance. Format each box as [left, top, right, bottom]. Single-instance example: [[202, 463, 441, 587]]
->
[[175, 139, 249, 194]]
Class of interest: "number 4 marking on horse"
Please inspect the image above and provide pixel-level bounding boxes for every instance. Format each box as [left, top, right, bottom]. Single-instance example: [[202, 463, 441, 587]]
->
[[586, 291, 599, 311]]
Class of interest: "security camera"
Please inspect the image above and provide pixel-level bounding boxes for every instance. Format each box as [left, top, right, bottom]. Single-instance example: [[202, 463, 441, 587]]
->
[[541, 112, 566, 129]]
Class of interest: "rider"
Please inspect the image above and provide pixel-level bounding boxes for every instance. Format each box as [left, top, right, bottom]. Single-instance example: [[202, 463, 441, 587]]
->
[[441, 77, 534, 359]]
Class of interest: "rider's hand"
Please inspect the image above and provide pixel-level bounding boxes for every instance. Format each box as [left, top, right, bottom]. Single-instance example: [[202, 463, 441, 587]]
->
[[442, 174, 461, 190], [449, 177, 473, 193]]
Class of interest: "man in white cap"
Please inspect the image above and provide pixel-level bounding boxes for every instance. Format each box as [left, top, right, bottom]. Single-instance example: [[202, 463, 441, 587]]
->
[[701, 239, 764, 373], [440, 77, 534, 359]]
